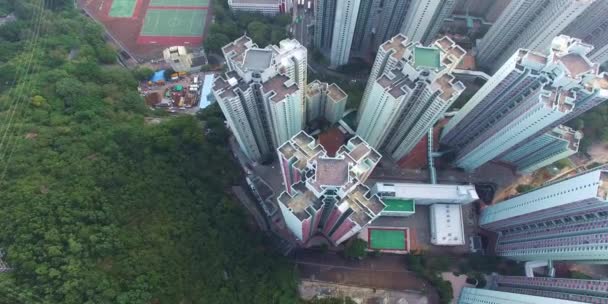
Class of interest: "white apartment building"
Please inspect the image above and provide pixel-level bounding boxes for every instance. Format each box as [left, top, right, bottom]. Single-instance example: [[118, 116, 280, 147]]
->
[[444, 35, 608, 171], [214, 36, 306, 162], [480, 167, 608, 262], [328, 0, 361, 67], [356, 34, 465, 160], [313, 0, 361, 67], [305, 80, 347, 124], [477, 0, 594, 71], [458, 288, 587, 304], [454, 87, 575, 171], [499, 125, 582, 174], [350, 0, 410, 58], [401, 0, 456, 44], [493, 275, 608, 303], [564, 0, 608, 64]]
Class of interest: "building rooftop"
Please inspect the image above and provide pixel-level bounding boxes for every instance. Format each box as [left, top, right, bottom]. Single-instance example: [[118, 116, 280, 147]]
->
[[430, 204, 464, 246], [433, 74, 462, 101], [413, 46, 441, 69], [345, 184, 385, 225], [315, 158, 350, 186], [374, 182, 478, 203], [558, 53, 593, 78], [278, 131, 325, 170], [277, 182, 321, 221], [222, 36, 252, 64], [327, 83, 347, 102], [550, 125, 581, 152], [243, 48, 273, 71], [262, 74, 299, 103], [382, 198, 415, 212], [381, 34, 408, 60]]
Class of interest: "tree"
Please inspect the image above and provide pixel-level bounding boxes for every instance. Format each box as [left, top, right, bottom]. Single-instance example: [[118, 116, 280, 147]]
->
[[344, 239, 367, 259], [247, 21, 269, 45], [205, 32, 231, 53], [0, 3, 300, 303], [132, 67, 154, 81]]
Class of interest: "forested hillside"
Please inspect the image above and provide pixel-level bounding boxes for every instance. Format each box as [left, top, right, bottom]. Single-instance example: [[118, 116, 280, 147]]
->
[[0, 1, 297, 303]]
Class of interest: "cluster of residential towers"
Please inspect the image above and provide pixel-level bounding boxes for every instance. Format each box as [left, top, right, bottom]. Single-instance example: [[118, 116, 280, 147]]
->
[[212, 2, 608, 302]]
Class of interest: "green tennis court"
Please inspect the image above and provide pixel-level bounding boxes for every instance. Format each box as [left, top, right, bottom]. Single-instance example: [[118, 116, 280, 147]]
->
[[383, 198, 415, 212], [140, 9, 207, 37], [149, 0, 209, 6], [109, 0, 138, 17], [369, 229, 406, 250]]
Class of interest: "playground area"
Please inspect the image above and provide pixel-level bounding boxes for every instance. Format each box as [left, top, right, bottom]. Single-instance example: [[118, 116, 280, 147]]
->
[[78, 0, 212, 60], [149, 0, 209, 6], [108, 0, 140, 17], [137, 9, 207, 44]]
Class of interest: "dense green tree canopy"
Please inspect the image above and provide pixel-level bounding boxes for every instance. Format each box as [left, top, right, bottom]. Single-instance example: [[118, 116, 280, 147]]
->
[[0, 2, 298, 303]]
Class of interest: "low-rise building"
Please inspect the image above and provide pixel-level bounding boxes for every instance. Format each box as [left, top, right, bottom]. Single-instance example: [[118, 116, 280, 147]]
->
[[228, 0, 290, 15], [306, 80, 347, 124], [163, 46, 192, 72], [430, 204, 465, 246], [372, 182, 478, 205]]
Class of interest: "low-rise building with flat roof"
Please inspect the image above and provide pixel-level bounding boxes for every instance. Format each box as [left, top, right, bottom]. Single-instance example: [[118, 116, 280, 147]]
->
[[228, 0, 291, 15], [372, 182, 478, 205], [430, 204, 464, 246]]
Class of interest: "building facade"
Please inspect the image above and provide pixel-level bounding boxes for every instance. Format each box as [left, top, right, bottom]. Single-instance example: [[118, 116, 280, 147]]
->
[[476, 0, 594, 71], [214, 36, 306, 162], [499, 125, 582, 174], [400, 0, 457, 44], [480, 167, 608, 262], [350, 0, 410, 59], [227, 0, 291, 15], [458, 287, 591, 304], [563, 0, 608, 65], [277, 131, 384, 245], [313, 0, 361, 67], [306, 80, 347, 124], [442, 35, 608, 171], [493, 275, 608, 303], [357, 34, 465, 160]]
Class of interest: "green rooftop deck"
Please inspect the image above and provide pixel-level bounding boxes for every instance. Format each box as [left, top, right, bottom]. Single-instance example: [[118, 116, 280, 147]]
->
[[382, 198, 415, 212], [369, 229, 407, 250], [414, 46, 441, 69]]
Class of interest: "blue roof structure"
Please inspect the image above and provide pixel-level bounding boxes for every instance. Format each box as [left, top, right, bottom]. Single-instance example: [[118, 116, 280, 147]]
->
[[151, 70, 166, 83], [199, 74, 214, 109]]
